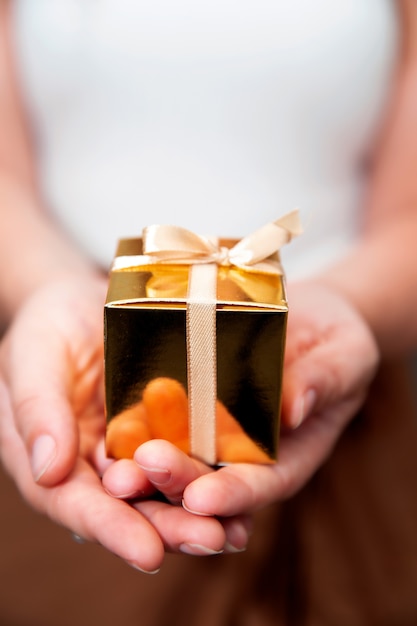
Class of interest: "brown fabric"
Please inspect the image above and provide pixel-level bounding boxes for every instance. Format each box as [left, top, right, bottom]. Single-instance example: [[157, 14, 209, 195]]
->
[[1, 361, 417, 625]]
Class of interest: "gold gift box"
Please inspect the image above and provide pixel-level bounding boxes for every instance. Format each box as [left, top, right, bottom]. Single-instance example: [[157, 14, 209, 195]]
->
[[104, 236, 288, 465]]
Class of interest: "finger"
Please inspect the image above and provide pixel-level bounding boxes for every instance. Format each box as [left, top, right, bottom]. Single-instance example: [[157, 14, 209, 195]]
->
[[0, 385, 164, 574], [105, 443, 252, 554], [102, 458, 155, 499], [0, 319, 79, 486], [218, 514, 253, 553], [282, 325, 377, 430], [133, 499, 226, 555], [134, 501, 252, 555], [0, 279, 105, 487], [133, 439, 212, 505], [182, 398, 360, 517], [91, 437, 115, 476], [101, 452, 251, 553], [49, 461, 165, 573]]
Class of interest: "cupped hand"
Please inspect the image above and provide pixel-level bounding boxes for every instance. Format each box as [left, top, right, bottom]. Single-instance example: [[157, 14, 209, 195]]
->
[[104, 281, 379, 521], [0, 278, 242, 571], [184, 280, 380, 515]]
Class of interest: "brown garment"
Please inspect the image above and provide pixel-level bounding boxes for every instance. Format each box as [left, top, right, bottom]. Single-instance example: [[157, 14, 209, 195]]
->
[[0, 361, 417, 626]]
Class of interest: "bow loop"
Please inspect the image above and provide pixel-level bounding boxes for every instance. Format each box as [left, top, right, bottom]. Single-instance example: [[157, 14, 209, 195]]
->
[[143, 224, 218, 262], [112, 209, 302, 274], [229, 209, 303, 266]]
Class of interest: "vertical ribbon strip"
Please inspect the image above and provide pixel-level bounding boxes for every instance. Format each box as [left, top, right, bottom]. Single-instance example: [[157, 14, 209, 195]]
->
[[186, 263, 218, 465], [111, 211, 303, 464]]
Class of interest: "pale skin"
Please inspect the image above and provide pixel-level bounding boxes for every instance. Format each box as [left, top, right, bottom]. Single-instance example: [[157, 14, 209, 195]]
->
[[1, 0, 417, 574]]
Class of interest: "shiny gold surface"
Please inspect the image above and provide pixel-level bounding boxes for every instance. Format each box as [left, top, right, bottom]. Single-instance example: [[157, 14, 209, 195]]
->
[[105, 236, 288, 464], [106, 238, 287, 308]]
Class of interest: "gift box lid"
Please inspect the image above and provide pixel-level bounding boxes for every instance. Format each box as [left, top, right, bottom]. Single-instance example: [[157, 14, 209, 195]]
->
[[106, 237, 288, 310]]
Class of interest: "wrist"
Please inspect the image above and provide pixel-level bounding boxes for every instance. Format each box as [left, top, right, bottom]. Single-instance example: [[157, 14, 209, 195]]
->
[[1, 261, 107, 326], [0, 176, 109, 322], [287, 276, 381, 358]]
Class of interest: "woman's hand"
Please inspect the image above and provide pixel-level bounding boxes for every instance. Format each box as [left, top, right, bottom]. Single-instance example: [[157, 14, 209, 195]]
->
[[0, 277, 249, 571], [104, 281, 379, 519]]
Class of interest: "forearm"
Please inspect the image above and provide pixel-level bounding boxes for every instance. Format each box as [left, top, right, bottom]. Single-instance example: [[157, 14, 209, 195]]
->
[[0, 5, 104, 323], [0, 174, 104, 323], [315, 2, 417, 359], [316, 210, 417, 358]]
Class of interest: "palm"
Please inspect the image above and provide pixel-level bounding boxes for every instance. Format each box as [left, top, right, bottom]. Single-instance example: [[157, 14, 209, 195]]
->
[[69, 332, 106, 464], [147, 280, 379, 518], [282, 280, 379, 427], [0, 278, 252, 567]]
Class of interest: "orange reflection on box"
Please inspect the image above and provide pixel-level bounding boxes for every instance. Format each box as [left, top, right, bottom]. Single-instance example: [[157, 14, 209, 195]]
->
[[106, 377, 274, 464]]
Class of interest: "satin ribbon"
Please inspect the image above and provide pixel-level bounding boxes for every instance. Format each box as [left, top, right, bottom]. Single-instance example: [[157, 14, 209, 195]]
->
[[112, 209, 302, 275], [113, 210, 302, 464]]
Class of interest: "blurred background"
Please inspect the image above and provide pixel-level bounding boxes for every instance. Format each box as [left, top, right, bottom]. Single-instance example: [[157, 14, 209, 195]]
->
[[1, 355, 416, 625]]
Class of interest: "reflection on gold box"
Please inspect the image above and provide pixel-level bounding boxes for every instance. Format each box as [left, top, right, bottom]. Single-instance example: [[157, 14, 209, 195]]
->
[[105, 233, 289, 465]]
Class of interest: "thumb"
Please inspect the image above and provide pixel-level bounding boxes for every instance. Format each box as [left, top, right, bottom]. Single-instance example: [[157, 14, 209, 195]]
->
[[282, 322, 378, 430], [0, 322, 79, 487]]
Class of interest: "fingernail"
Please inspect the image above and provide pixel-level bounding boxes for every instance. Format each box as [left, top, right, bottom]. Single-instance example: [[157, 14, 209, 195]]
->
[[224, 541, 247, 554], [182, 499, 211, 517], [137, 465, 171, 486], [104, 489, 140, 500], [291, 389, 317, 429], [31, 434, 57, 482], [179, 543, 223, 556], [127, 561, 160, 575], [224, 519, 250, 553]]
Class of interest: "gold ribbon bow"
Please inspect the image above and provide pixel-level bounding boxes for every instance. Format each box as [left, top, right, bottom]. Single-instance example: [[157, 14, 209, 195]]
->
[[112, 209, 302, 275], [113, 209, 302, 465]]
